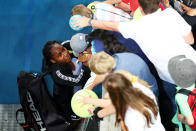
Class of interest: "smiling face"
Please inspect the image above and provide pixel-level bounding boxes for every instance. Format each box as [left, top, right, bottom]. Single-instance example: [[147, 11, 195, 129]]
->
[[50, 44, 71, 65]]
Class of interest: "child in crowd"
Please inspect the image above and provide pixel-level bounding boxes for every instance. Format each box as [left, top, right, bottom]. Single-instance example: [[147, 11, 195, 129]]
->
[[71, 2, 132, 22], [79, 70, 157, 131], [168, 55, 196, 131], [101, 72, 165, 131], [42, 40, 91, 129], [87, 51, 158, 96], [71, 0, 167, 24], [80, 70, 153, 116]]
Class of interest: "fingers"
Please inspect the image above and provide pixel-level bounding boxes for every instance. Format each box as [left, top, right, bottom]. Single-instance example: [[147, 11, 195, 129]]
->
[[71, 25, 80, 30], [71, 23, 82, 30], [71, 17, 82, 30], [76, 96, 86, 107], [70, 17, 89, 29], [76, 96, 83, 103], [77, 95, 90, 103], [88, 107, 95, 114], [177, 114, 183, 121]]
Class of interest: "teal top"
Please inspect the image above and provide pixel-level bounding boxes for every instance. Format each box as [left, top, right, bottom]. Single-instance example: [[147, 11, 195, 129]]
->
[[91, 41, 96, 55], [172, 84, 195, 131]]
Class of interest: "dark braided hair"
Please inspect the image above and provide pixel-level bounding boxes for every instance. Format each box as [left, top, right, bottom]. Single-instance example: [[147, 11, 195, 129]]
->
[[42, 40, 59, 72], [86, 29, 126, 55]]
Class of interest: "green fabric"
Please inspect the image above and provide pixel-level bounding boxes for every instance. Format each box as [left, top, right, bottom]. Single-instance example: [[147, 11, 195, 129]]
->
[[172, 84, 195, 131], [133, 8, 143, 20]]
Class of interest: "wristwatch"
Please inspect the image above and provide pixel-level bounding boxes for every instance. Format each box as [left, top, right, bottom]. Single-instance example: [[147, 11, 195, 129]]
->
[[88, 19, 92, 26]]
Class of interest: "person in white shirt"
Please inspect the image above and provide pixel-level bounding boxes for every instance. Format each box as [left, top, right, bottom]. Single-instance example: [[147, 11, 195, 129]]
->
[[101, 72, 165, 131]]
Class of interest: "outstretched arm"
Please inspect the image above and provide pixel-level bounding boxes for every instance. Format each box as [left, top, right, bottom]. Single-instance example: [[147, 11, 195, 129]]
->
[[104, 0, 121, 5], [72, 17, 120, 32], [87, 73, 108, 90], [83, 93, 115, 118], [84, 97, 111, 107], [97, 104, 116, 118], [79, 93, 111, 107]]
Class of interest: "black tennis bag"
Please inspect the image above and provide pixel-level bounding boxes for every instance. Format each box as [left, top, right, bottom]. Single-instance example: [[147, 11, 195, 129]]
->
[[16, 71, 71, 131]]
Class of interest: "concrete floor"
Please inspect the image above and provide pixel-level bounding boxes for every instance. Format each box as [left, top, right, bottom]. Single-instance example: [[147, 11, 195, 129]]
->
[[0, 104, 23, 131], [0, 104, 90, 131]]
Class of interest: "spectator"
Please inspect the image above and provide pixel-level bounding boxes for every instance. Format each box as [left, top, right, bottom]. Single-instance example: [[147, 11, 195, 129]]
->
[[168, 0, 196, 50], [102, 72, 165, 131], [168, 55, 196, 130], [87, 29, 150, 64], [79, 70, 158, 131], [181, 0, 196, 50], [69, 32, 128, 98], [71, 0, 196, 117], [88, 51, 158, 97]]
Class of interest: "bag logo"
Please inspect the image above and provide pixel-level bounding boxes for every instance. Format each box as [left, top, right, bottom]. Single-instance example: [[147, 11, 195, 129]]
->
[[27, 91, 47, 131]]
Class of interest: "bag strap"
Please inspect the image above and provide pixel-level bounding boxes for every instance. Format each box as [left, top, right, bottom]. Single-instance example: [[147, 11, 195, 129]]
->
[[32, 69, 52, 78], [177, 89, 191, 96], [176, 88, 196, 131], [176, 104, 187, 131], [177, 88, 196, 110], [41, 69, 52, 77], [177, 89, 189, 131], [16, 108, 30, 129], [177, 88, 196, 96]]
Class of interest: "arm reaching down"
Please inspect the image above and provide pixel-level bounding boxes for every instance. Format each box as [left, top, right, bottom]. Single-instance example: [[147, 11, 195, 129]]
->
[[97, 104, 116, 118], [177, 113, 194, 125], [87, 74, 108, 90]]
